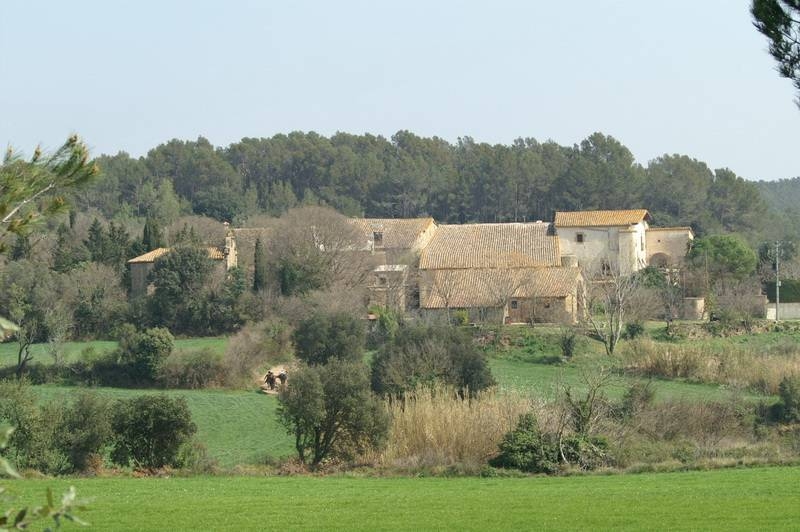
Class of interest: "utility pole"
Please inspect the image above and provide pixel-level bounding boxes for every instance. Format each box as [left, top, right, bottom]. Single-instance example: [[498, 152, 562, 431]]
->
[[775, 240, 781, 322]]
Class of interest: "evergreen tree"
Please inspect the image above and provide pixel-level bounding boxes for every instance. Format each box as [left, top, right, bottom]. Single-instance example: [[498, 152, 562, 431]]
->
[[52, 223, 89, 273], [106, 221, 133, 268], [141, 217, 164, 250], [253, 237, 267, 292], [9, 234, 32, 261], [84, 218, 108, 263]]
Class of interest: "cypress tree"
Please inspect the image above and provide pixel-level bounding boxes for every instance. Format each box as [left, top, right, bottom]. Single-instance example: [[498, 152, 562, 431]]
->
[[85, 218, 107, 262], [142, 217, 164, 250], [253, 237, 267, 292]]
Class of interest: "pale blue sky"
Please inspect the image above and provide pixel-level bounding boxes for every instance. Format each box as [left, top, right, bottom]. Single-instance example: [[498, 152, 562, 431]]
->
[[1, 0, 797, 181]]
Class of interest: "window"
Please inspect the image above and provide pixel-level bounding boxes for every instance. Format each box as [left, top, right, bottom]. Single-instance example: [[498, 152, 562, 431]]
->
[[576, 233, 585, 243], [601, 260, 611, 276], [373, 231, 383, 247], [510, 300, 518, 310]]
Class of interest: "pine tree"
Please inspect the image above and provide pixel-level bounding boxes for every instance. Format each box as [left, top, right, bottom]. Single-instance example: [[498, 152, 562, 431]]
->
[[9, 234, 32, 261], [84, 218, 108, 262], [253, 237, 267, 292], [52, 223, 89, 272]]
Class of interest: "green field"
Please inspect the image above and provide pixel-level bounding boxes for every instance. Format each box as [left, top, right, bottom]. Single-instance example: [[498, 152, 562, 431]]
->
[[32, 386, 293, 467], [0, 337, 228, 367], [3, 326, 786, 467], [6, 467, 799, 530], [35, 385, 294, 468]]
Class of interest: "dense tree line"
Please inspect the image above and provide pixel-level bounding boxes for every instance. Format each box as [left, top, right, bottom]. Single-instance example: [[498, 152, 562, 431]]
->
[[73, 131, 774, 238]]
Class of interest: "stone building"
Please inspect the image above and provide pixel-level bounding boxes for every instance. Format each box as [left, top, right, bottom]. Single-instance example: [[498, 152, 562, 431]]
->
[[417, 222, 584, 324], [555, 209, 694, 275], [127, 233, 237, 298], [347, 217, 437, 310], [646, 226, 694, 267], [555, 209, 651, 275]]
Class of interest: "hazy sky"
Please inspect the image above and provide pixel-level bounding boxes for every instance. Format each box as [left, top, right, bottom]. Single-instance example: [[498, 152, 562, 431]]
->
[[1, 0, 798, 181]]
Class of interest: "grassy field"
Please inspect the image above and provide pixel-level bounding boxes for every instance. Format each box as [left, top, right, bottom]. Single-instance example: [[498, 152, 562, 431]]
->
[[488, 357, 747, 401], [0, 337, 228, 367], [4, 325, 787, 467], [6, 466, 798, 530], [32, 386, 294, 467]]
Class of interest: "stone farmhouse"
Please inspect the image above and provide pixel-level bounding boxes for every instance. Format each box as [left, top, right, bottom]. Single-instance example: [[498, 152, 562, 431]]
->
[[417, 222, 583, 324], [352, 209, 692, 325], [127, 209, 693, 325], [127, 233, 238, 298]]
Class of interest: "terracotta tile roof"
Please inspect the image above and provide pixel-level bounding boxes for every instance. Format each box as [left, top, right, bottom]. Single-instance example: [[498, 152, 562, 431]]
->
[[421, 267, 581, 309], [554, 209, 651, 227], [128, 247, 224, 264], [419, 222, 559, 269], [348, 217, 435, 250]]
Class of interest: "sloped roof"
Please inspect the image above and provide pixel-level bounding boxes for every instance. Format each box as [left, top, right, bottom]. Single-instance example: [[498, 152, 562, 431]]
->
[[128, 247, 224, 264], [347, 217, 435, 249], [421, 267, 581, 309], [419, 222, 559, 269], [554, 209, 651, 227]]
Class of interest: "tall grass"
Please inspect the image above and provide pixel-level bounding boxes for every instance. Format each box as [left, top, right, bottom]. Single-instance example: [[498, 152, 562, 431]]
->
[[379, 384, 532, 471], [622, 338, 800, 394]]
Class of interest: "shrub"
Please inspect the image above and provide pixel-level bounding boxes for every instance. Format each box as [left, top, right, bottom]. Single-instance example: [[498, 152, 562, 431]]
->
[[0, 381, 46, 471], [490, 413, 558, 474], [0, 384, 112, 474], [618, 381, 656, 419], [371, 325, 495, 398], [111, 395, 196, 469], [53, 391, 112, 473], [293, 312, 365, 365], [451, 309, 470, 326], [623, 321, 645, 340], [366, 307, 400, 349], [223, 318, 294, 387], [278, 359, 388, 466], [117, 326, 174, 383], [158, 348, 227, 389], [559, 328, 578, 359], [776, 376, 800, 423]]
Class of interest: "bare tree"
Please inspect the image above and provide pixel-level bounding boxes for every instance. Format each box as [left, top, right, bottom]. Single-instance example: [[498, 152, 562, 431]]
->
[[268, 206, 373, 295], [425, 269, 463, 321], [584, 263, 642, 356], [481, 269, 528, 325]]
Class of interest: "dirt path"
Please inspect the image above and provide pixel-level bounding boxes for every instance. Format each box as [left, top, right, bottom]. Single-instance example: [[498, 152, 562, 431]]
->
[[258, 365, 288, 395]]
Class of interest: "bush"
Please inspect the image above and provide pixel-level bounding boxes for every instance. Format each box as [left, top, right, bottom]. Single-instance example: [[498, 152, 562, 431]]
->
[[451, 309, 470, 326], [0, 384, 112, 474], [293, 312, 365, 365], [618, 381, 656, 419], [623, 321, 645, 340], [366, 307, 400, 349], [111, 395, 196, 469], [490, 413, 558, 473], [371, 325, 495, 398], [117, 326, 174, 383], [559, 328, 578, 359], [53, 391, 112, 473], [158, 348, 227, 389], [776, 376, 800, 423], [223, 318, 294, 387], [278, 359, 388, 466]]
